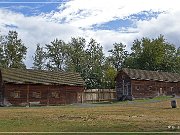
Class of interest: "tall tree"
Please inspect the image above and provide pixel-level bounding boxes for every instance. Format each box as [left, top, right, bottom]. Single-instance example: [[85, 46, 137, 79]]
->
[[85, 39, 105, 89], [125, 35, 179, 72], [46, 39, 67, 71], [102, 58, 117, 89], [66, 37, 86, 73], [0, 34, 5, 67], [174, 47, 180, 73], [3, 31, 27, 69], [160, 42, 177, 72], [32, 43, 46, 70], [108, 43, 128, 71]]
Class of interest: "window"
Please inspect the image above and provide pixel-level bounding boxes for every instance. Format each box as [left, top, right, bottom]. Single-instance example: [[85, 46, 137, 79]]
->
[[11, 91, 20, 98], [52, 92, 59, 98], [32, 92, 41, 98]]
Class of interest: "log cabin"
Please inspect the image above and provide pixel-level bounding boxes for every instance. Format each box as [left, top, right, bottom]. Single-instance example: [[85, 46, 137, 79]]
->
[[0, 68, 85, 106], [115, 68, 180, 100]]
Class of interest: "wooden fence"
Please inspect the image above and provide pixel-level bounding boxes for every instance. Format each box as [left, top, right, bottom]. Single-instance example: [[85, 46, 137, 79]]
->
[[83, 89, 117, 102]]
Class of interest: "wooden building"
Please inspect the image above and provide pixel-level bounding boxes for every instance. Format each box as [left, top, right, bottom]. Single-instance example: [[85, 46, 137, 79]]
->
[[115, 68, 180, 100], [0, 68, 84, 106]]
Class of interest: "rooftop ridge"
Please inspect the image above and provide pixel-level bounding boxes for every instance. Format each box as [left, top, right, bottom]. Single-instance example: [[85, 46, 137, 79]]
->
[[0, 68, 84, 86], [122, 68, 180, 82]]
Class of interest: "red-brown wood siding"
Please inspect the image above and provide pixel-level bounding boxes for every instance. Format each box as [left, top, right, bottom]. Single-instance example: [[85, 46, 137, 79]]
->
[[131, 80, 180, 98], [116, 71, 180, 100], [3, 83, 84, 106]]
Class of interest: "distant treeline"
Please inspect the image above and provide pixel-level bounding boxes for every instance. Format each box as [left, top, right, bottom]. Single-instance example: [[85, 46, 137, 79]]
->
[[0, 31, 180, 88]]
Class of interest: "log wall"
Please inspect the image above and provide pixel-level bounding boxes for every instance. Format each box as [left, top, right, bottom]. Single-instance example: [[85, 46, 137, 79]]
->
[[132, 80, 180, 98], [3, 83, 84, 106], [116, 71, 180, 100]]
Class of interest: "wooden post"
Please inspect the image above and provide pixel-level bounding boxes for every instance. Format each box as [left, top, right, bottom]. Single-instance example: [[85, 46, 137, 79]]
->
[[76, 92, 78, 103], [103, 89, 104, 101], [91, 89, 93, 102], [98, 89, 100, 102], [47, 86, 49, 106], [81, 92, 83, 103], [109, 89, 111, 100], [127, 84, 129, 95], [65, 86, 67, 105], [27, 84, 29, 107], [122, 80, 124, 95]]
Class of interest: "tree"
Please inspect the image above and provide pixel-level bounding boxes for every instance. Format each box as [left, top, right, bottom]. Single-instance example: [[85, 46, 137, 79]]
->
[[125, 39, 144, 69], [160, 42, 177, 72], [174, 47, 180, 73], [32, 44, 46, 70], [85, 38, 105, 89], [125, 35, 179, 72], [0, 34, 5, 67], [46, 39, 67, 71], [102, 58, 117, 88], [66, 37, 86, 73], [108, 43, 128, 71], [3, 31, 27, 69]]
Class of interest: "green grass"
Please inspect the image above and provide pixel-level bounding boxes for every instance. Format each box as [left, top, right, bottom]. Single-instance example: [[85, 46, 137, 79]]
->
[[92, 96, 173, 105], [133, 96, 173, 103], [0, 98, 179, 133]]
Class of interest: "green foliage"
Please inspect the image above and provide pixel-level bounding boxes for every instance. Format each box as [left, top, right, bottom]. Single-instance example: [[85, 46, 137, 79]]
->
[[175, 47, 180, 73], [31, 34, 179, 88], [64, 37, 106, 89], [0, 35, 5, 67], [1, 31, 27, 69], [45, 39, 68, 71], [108, 43, 128, 71], [66, 37, 86, 73], [125, 35, 180, 73], [85, 39, 105, 89], [103, 65, 116, 88], [1, 30, 179, 88], [32, 44, 46, 70]]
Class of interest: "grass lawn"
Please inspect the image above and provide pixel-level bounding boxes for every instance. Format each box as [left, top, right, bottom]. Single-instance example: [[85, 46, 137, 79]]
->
[[0, 97, 179, 134]]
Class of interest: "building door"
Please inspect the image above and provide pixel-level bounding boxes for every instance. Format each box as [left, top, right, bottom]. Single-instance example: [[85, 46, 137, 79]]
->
[[123, 83, 129, 96], [123, 86, 127, 95]]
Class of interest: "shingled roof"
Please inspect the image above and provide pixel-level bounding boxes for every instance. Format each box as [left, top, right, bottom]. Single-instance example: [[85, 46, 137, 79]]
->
[[122, 68, 180, 82], [0, 68, 84, 86]]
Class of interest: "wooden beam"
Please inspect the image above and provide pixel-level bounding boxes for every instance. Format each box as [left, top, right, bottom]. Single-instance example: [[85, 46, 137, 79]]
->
[[27, 84, 29, 106], [47, 86, 49, 106]]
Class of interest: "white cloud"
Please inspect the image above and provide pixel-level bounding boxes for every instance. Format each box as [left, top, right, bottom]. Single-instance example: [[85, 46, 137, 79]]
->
[[0, 0, 180, 68], [0, 9, 83, 67], [135, 11, 180, 47], [46, 0, 180, 28]]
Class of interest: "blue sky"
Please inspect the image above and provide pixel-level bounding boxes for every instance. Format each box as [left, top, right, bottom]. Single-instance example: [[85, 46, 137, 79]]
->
[[0, 0, 62, 16], [0, 0, 180, 67]]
